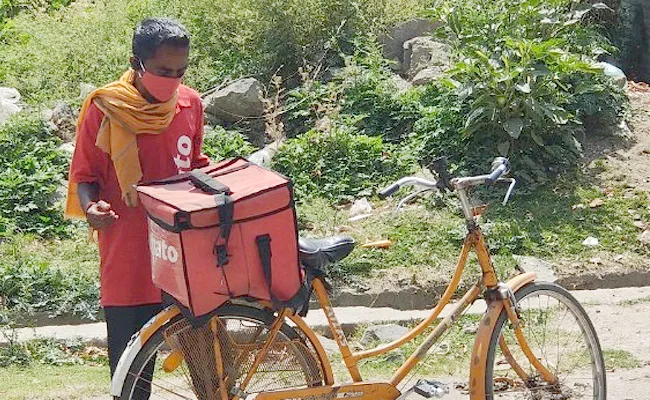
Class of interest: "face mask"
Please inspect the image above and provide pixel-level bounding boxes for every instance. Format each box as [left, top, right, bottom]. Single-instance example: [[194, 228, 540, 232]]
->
[[138, 60, 182, 102]]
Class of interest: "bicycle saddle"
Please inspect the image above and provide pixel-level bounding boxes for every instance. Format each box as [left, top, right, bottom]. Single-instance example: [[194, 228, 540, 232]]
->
[[299, 236, 355, 271]]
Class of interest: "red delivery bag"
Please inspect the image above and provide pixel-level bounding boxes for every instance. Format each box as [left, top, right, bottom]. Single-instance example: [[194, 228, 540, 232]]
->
[[136, 158, 303, 317]]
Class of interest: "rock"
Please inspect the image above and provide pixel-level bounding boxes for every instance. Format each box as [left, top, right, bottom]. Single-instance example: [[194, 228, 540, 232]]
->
[[385, 349, 406, 364], [316, 334, 340, 356], [461, 324, 478, 335], [49, 103, 79, 141], [79, 83, 96, 99], [231, 118, 266, 147], [402, 36, 450, 79], [596, 62, 627, 89], [390, 75, 412, 92], [203, 78, 264, 123], [589, 257, 602, 265], [428, 341, 449, 355], [411, 67, 445, 86], [349, 198, 372, 217], [589, 198, 605, 208], [613, 254, 624, 262], [360, 324, 409, 346], [582, 236, 599, 247], [513, 255, 557, 283], [634, 221, 646, 230], [639, 230, 650, 245], [379, 18, 441, 68], [0, 87, 21, 125]]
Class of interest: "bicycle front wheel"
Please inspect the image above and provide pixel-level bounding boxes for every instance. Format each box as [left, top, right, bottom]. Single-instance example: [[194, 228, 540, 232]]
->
[[486, 282, 606, 399], [120, 304, 325, 400]]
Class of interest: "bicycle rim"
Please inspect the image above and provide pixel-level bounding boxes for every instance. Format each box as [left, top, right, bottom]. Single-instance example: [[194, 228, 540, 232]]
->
[[121, 305, 324, 400], [486, 282, 606, 399]]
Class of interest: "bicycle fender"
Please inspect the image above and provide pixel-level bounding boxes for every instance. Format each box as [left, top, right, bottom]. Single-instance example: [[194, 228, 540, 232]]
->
[[468, 272, 536, 400], [110, 306, 181, 397]]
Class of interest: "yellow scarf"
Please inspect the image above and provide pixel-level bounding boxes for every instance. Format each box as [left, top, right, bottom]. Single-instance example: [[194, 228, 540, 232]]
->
[[65, 70, 177, 219]]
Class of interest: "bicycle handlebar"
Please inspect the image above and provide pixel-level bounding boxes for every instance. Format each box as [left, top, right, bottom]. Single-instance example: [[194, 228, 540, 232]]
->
[[378, 177, 438, 199], [485, 157, 510, 185], [379, 157, 512, 197]]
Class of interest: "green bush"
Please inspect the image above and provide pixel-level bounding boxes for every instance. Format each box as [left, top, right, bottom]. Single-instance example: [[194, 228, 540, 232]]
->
[[0, 338, 108, 367], [272, 124, 415, 203], [285, 42, 423, 142], [0, 236, 99, 320], [201, 126, 256, 161], [412, 0, 627, 182], [0, 113, 71, 237], [0, 0, 424, 105], [0, 0, 71, 23]]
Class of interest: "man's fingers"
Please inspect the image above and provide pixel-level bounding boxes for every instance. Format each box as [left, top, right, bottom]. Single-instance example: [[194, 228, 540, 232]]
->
[[95, 200, 112, 212]]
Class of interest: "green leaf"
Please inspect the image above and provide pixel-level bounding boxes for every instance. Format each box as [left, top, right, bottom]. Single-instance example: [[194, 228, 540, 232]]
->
[[530, 131, 544, 146], [464, 107, 487, 131], [503, 118, 524, 139], [497, 141, 510, 156], [591, 3, 613, 11], [515, 83, 531, 94]]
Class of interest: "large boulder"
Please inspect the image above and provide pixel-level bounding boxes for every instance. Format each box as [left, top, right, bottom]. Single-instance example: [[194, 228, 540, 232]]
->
[[203, 78, 265, 123], [379, 18, 441, 70], [0, 87, 21, 125], [403, 36, 451, 80]]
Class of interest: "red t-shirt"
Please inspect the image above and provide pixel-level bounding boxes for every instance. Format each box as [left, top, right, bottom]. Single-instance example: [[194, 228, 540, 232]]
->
[[70, 85, 210, 307]]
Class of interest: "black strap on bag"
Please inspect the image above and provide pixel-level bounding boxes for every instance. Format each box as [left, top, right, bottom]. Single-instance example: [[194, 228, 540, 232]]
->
[[190, 169, 234, 266], [256, 235, 274, 290], [256, 234, 310, 313]]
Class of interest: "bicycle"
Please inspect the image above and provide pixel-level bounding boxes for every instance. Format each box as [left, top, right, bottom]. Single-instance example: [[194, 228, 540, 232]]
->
[[110, 157, 606, 400]]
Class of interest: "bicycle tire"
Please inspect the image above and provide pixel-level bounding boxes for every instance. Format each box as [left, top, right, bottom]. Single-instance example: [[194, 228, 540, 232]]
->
[[485, 282, 606, 399], [120, 304, 325, 400]]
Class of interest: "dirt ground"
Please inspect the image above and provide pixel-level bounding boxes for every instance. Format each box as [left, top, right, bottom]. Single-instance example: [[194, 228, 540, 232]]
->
[[587, 84, 650, 192]]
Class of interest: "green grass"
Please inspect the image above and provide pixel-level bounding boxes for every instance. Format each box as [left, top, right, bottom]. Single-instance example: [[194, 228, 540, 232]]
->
[[484, 175, 650, 261], [0, 0, 425, 105], [0, 226, 99, 278], [0, 364, 109, 400], [618, 295, 650, 307], [298, 171, 650, 285], [603, 349, 643, 370], [0, 226, 100, 321], [327, 315, 481, 383]]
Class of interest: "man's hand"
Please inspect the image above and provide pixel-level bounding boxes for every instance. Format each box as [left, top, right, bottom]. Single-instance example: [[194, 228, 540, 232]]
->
[[86, 200, 119, 229]]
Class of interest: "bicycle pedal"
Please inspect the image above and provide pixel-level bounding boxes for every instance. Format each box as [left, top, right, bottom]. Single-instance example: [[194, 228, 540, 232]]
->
[[413, 379, 449, 398]]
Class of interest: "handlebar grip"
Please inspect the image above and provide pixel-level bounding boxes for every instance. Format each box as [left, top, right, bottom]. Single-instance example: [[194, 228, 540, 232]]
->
[[378, 183, 400, 199], [485, 164, 507, 185]]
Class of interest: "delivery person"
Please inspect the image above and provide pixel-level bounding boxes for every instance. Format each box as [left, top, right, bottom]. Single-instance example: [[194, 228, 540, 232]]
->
[[65, 17, 209, 396]]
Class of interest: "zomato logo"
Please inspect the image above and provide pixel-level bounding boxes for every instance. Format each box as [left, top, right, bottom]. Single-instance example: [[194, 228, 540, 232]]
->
[[150, 236, 179, 264], [173, 135, 192, 173]]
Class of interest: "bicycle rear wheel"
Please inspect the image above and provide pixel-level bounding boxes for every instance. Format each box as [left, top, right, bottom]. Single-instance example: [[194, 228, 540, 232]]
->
[[486, 282, 606, 399], [120, 304, 325, 400]]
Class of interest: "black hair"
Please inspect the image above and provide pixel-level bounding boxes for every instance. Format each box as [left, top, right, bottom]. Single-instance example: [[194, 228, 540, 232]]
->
[[132, 18, 190, 64]]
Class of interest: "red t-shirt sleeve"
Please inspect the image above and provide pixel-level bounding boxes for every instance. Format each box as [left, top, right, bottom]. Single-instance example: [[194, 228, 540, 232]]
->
[[69, 103, 109, 186], [191, 101, 211, 169]]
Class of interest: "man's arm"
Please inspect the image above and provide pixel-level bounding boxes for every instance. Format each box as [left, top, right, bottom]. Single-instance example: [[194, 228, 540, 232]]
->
[[77, 182, 119, 229], [70, 103, 119, 229]]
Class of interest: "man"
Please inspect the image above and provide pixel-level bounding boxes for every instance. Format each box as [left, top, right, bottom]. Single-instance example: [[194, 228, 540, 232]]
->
[[65, 17, 209, 387]]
